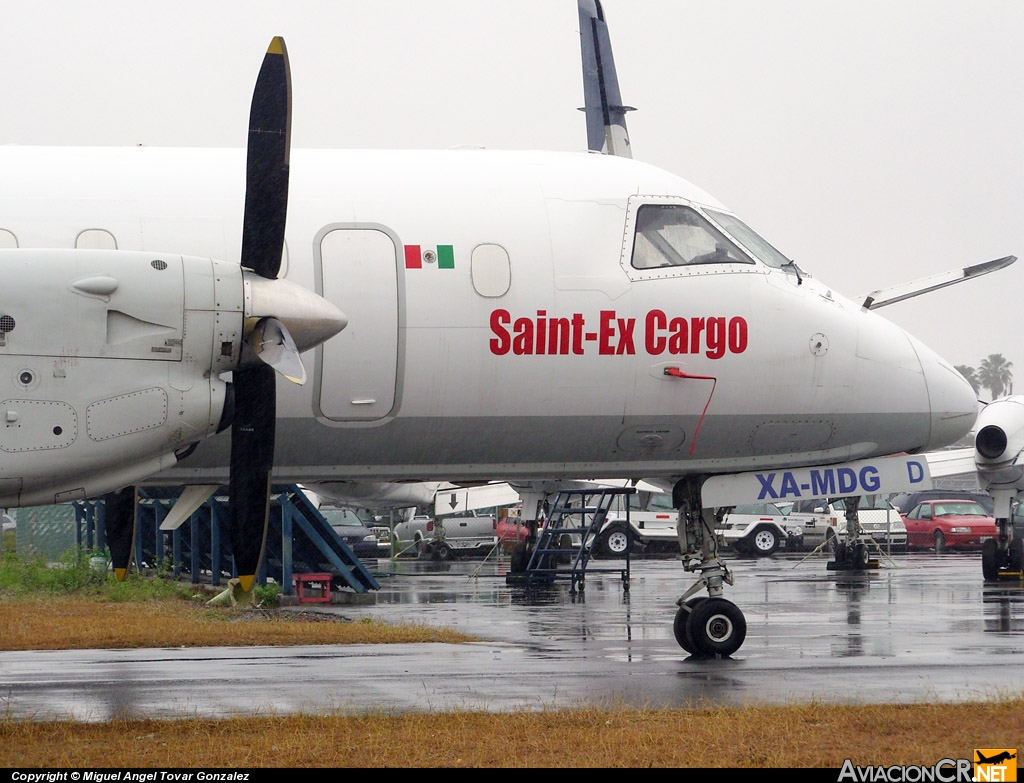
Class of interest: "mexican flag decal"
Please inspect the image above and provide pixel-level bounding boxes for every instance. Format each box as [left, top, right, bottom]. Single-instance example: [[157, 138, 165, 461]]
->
[[405, 244, 455, 270]]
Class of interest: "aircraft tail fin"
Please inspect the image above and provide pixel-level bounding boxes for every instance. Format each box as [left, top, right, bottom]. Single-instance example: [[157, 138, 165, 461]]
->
[[578, 0, 635, 157]]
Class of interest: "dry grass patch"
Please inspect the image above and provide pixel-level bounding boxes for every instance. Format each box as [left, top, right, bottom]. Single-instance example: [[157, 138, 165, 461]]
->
[[0, 598, 475, 650], [3, 700, 1023, 767]]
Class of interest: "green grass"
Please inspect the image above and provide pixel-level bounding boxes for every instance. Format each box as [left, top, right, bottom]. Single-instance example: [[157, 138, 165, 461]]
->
[[0, 547, 476, 650], [0, 547, 193, 600]]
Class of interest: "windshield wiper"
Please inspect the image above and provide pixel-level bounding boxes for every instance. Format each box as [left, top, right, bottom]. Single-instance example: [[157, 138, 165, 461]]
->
[[783, 259, 803, 285]]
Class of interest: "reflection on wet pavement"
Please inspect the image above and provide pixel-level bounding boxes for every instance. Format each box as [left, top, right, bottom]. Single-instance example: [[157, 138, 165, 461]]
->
[[2, 552, 1024, 721]]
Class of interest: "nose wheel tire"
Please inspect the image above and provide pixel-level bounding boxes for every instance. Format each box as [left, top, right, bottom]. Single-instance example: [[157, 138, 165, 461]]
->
[[433, 542, 452, 561], [982, 539, 999, 580], [674, 597, 746, 657], [510, 542, 531, 573], [673, 597, 706, 654], [853, 542, 869, 570], [981, 538, 1024, 580], [1010, 539, 1024, 572]]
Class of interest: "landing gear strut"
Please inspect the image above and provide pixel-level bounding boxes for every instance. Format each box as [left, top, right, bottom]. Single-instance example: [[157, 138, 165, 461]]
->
[[671, 476, 746, 657]]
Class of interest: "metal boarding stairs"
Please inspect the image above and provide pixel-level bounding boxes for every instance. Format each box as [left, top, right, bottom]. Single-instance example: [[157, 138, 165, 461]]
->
[[518, 487, 634, 594], [81, 485, 380, 596]]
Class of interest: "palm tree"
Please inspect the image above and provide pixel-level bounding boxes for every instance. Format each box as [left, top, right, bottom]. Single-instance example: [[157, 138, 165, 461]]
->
[[955, 365, 981, 395], [978, 354, 1014, 400]]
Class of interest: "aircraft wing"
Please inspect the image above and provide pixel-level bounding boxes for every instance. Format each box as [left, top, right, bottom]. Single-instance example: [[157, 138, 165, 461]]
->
[[921, 448, 976, 478], [858, 256, 1015, 309], [159, 485, 219, 531]]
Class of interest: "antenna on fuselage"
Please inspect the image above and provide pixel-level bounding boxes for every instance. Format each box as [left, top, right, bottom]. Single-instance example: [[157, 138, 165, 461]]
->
[[578, 0, 635, 158]]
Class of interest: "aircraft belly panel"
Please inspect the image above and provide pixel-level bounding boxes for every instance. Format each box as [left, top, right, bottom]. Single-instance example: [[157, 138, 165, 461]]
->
[[162, 407, 931, 485]]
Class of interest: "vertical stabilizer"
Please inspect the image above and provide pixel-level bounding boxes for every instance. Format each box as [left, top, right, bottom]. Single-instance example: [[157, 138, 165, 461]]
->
[[578, 0, 635, 157]]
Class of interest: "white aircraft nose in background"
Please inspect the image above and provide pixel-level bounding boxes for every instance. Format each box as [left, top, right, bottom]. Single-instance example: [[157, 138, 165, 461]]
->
[[917, 342, 979, 451]]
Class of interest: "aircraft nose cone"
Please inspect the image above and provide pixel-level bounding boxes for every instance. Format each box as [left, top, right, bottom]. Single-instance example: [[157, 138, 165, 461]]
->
[[916, 344, 979, 450]]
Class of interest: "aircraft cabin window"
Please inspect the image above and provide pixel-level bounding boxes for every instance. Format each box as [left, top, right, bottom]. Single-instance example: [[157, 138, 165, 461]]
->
[[704, 208, 794, 270], [631, 205, 751, 270], [471, 244, 511, 297], [0, 229, 17, 248], [75, 229, 117, 250]]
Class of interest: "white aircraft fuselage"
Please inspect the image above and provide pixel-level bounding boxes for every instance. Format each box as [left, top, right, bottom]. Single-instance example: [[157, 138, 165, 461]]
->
[[0, 145, 977, 505]]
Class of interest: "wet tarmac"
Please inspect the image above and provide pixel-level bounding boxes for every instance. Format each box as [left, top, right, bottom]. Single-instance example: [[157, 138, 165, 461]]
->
[[3, 550, 1024, 721]]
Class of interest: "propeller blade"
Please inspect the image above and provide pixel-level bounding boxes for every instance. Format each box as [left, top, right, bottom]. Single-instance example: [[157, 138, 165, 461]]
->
[[229, 37, 292, 592], [247, 316, 307, 384], [229, 363, 276, 592], [241, 36, 291, 280], [102, 486, 137, 582]]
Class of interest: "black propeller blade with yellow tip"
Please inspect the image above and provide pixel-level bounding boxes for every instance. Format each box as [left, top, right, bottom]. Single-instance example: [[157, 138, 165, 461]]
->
[[103, 486, 136, 581], [230, 36, 292, 592], [99, 37, 346, 591]]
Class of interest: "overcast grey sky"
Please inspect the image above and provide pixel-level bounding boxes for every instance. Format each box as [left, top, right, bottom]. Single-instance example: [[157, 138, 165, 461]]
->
[[2, 0, 1021, 396]]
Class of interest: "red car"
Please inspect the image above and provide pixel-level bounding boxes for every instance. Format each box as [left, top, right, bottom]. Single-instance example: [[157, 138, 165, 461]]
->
[[901, 499, 997, 551], [496, 517, 530, 551]]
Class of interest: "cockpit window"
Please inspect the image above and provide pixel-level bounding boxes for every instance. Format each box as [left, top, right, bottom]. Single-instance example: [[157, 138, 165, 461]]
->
[[704, 208, 793, 270], [631, 205, 753, 270]]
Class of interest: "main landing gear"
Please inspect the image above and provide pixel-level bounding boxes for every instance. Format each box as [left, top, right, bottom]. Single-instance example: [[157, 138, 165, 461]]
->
[[671, 477, 746, 657], [982, 490, 1023, 582], [826, 496, 877, 572]]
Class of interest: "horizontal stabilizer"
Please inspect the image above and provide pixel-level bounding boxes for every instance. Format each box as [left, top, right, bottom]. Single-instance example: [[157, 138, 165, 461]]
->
[[859, 256, 1016, 310]]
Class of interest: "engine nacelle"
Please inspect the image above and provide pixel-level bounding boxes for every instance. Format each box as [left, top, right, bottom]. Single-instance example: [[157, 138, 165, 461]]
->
[[974, 395, 1024, 495], [0, 249, 243, 506]]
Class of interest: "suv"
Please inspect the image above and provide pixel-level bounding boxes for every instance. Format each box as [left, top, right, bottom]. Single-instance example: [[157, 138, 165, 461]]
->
[[320, 507, 384, 559], [592, 490, 679, 556], [716, 503, 806, 556]]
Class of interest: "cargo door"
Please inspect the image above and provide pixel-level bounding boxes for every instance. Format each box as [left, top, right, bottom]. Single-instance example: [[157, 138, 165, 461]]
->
[[316, 227, 400, 421]]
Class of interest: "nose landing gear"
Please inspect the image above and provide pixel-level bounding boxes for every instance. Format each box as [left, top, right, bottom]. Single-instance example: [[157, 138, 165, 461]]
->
[[671, 476, 746, 657]]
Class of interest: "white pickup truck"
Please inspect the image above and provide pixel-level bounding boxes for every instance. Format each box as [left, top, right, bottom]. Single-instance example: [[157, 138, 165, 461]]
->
[[392, 511, 498, 560]]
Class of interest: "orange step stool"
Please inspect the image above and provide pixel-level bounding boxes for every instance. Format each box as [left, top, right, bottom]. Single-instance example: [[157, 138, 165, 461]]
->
[[293, 573, 332, 603]]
